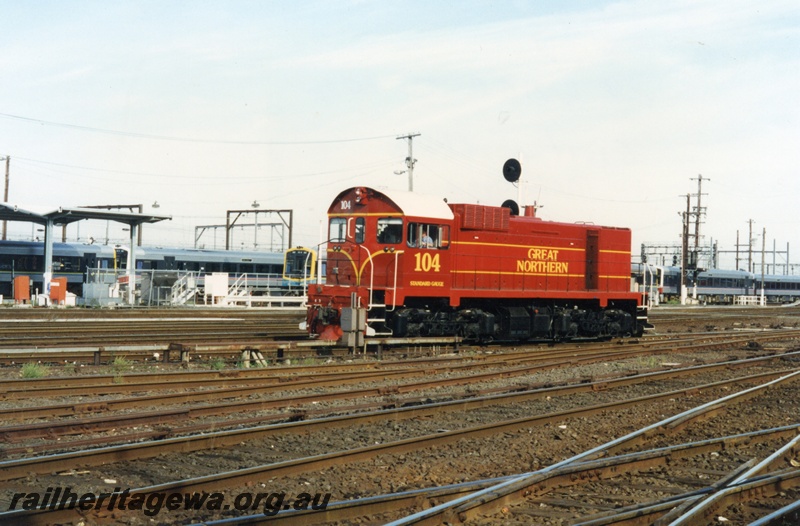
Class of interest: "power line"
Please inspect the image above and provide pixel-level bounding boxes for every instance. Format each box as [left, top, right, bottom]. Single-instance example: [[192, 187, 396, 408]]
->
[[0, 112, 396, 145], [13, 155, 396, 182]]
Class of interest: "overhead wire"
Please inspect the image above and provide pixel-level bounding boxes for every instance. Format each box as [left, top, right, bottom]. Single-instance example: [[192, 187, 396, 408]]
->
[[0, 112, 397, 145], [417, 141, 494, 201], [11, 156, 397, 186], [422, 138, 497, 178]]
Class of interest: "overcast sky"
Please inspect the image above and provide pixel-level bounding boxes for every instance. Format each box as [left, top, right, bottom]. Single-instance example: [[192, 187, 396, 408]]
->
[[1, 1, 798, 269]]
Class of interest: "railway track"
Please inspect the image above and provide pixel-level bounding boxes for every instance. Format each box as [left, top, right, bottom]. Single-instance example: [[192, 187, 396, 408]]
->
[[0, 318, 302, 347], [197, 424, 800, 526], [0, 301, 793, 363], [1, 308, 800, 525], [2, 356, 797, 475], [2, 309, 797, 365], [0, 308, 306, 363], [3, 364, 798, 524], [377, 370, 800, 525], [2, 350, 794, 454], [648, 304, 800, 329]]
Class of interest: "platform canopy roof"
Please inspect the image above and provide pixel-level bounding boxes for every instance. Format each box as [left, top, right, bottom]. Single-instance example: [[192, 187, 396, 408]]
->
[[0, 203, 171, 226], [0, 203, 171, 305]]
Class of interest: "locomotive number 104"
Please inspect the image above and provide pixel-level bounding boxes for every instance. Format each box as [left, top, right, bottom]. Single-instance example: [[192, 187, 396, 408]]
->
[[414, 252, 441, 272]]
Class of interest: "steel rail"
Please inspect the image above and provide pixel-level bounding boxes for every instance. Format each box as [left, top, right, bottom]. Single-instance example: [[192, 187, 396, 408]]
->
[[0, 324, 796, 367], [2, 350, 787, 453], [564, 434, 800, 525], [190, 424, 800, 526], [8, 325, 798, 397], [0, 367, 429, 421], [0, 366, 414, 399], [664, 434, 800, 525], [384, 370, 800, 526], [0, 314, 305, 356], [0, 360, 392, 392], [5, 419, 799, 525], [1, 365, 797, 489], [2, 351, 796, 447], [0, 328, 300, 348], [0, 346, 684, 402], [666, 472, 800, 526], [571, 473, 800, 526], [747, 499, 800, 526], [2, 476, 518, 526], [0, 340, 719, 419]]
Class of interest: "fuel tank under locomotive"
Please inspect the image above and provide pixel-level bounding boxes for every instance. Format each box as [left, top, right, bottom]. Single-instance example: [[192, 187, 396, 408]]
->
[[386, 303, 639, 341]]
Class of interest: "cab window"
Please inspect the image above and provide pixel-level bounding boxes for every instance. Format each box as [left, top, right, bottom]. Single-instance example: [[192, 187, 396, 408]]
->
[[407, 222, 449, 249], [377, 218, 403, 244], [355, 217, 365, 244], [329, 218, 346, 242]]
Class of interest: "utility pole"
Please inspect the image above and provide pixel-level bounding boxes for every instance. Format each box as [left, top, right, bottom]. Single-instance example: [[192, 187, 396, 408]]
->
[[748, 220, 753, 273], [2, 155, 8, 240], [682, 194, 690, 274], [396, 133, 420, 192], [690, 174, 709, 265], [680, 193, 690, 304], [735, 230, 740, 270], [760, 227, 766, 305], [772, 239, 776, 275]]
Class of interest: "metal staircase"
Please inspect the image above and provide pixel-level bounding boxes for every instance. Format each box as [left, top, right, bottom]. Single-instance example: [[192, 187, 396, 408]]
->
[[170, 272, 198, 305]]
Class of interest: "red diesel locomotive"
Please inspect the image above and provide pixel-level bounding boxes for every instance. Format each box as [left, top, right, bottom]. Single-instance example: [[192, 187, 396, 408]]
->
[[306, 163, 647, 343]]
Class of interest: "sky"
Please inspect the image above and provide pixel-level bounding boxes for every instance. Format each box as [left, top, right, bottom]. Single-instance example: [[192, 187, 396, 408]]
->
[[1, 0, 798, 270]]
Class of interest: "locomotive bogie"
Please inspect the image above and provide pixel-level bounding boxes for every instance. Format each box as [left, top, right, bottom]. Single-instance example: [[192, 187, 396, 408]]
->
[[379, 301, 639, 341]]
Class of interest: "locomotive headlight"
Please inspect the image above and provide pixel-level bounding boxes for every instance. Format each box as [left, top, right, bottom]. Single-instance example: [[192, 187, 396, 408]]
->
[[383, 247, 389, 253]]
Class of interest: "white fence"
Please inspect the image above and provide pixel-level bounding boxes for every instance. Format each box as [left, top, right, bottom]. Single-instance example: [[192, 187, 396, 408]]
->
[[84, 269, 306, 308], [734, 295, 765, 306]]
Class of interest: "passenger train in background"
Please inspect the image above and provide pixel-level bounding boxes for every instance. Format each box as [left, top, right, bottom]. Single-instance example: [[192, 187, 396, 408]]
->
[[0, 240, 292, 298], [282, 246, 319, 293], [631, 263, 800, 304]]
